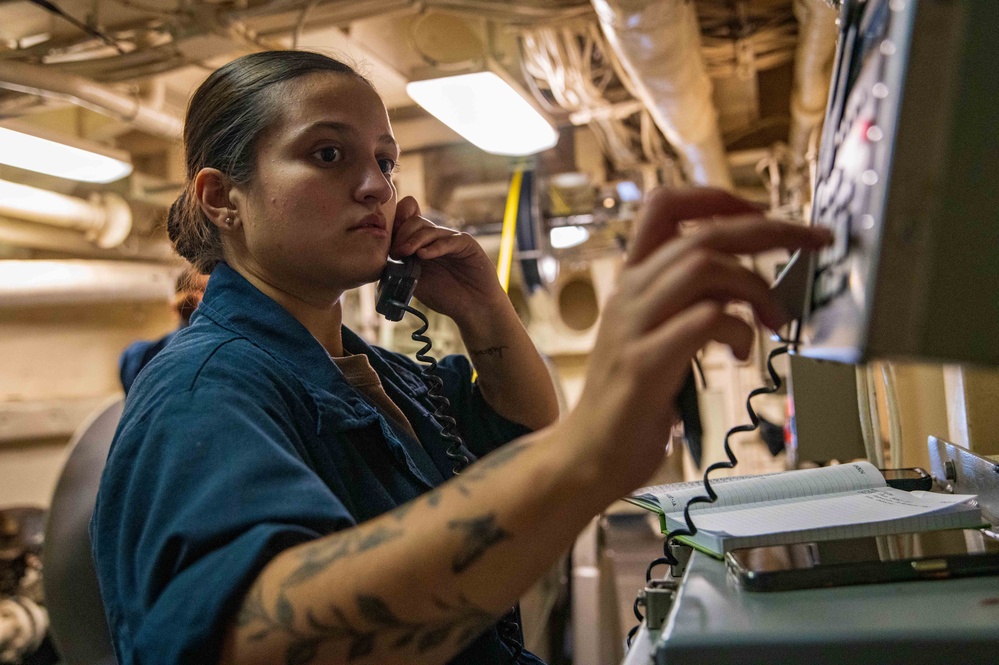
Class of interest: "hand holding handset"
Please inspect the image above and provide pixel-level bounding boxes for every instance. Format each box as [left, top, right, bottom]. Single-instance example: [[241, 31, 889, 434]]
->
[[373, 254, 471, 472], [375, 256, 421, 322]]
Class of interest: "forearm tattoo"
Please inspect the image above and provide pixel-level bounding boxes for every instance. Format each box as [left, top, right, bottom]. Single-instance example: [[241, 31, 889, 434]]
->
[[238, 583, 497, 664], [283, 525, 404, 588], [235, 440, 532, 662], [449, 514, 510, 573]]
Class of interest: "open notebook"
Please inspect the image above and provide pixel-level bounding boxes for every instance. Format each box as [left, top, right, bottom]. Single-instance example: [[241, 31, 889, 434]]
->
[[626, 461, 983, 558]]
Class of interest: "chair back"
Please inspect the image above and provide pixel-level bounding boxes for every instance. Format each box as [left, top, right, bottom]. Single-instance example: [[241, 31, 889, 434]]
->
[[43, 398, 122, 665]]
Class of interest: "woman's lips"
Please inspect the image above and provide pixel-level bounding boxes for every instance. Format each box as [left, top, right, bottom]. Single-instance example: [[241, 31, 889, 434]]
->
[[350, 214, 387, 236]]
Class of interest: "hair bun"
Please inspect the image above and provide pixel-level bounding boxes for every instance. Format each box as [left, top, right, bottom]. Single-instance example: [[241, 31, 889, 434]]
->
[[167, 190, 186, 244]]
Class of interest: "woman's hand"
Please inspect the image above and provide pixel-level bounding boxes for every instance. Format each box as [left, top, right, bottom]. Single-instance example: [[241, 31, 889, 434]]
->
[[557, 187, 832, 496], [390, 196, 506, 327], [390, 196, 559, 429]]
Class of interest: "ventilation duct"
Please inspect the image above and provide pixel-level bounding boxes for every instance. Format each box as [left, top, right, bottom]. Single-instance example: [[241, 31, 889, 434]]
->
[[591, 0, 732, 188], [788, 0, 839, 165]]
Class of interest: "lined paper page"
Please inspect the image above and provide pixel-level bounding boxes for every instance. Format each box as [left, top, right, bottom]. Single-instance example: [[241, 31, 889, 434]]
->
[[689, 488, 978, 537], [656, 461, 885, 516]]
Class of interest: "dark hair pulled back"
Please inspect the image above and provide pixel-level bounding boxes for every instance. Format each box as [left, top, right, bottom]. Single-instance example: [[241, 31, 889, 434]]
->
[[167, 50, 368, 273]]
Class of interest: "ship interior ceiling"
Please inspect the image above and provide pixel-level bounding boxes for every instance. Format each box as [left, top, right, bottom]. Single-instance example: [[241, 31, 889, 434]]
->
[[0, 0, 826, 455], [2, 0, 999, 664]]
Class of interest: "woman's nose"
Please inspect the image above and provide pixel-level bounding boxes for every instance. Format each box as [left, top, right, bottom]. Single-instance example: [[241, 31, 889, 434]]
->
[[355, 159, 393, 205]]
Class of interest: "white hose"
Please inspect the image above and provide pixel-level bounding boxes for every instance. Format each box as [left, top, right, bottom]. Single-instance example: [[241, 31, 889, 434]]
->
[[881, 362, 904, 468]]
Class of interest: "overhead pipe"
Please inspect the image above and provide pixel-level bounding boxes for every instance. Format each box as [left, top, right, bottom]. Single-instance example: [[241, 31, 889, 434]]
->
[[0, 61, 183, 140], [0, 260, 177, 308], [788, 0, 839, 165], [0, 217, 174, 261], [0, 179, 132, 248], [591, 0, 733, 188]]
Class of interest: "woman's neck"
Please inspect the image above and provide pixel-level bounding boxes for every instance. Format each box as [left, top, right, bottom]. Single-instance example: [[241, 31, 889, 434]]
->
[[230, 262, 346, 357]]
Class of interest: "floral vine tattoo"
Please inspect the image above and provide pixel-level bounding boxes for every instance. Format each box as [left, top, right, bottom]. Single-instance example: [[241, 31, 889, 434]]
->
[[234, 437, 532, 662], [239, 585, 496, 664], [284, 525, 404, 588]]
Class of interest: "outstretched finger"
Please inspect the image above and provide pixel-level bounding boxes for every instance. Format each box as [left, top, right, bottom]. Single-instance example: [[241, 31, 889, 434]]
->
[[685, 216, 833, 255], [636, 251, 785, 331], [628, 187, 762, 266], [630, 216, 832, 295]]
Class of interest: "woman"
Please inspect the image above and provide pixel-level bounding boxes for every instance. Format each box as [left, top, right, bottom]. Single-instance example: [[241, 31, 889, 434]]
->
[[91, 50, 829, 665]]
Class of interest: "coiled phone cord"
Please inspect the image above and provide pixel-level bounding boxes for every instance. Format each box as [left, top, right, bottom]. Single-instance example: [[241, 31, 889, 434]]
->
[[397, 303, 471, 475], [645, 345, 790, 579], [394, 301, 526, 662], [628, 346, 789, 648]]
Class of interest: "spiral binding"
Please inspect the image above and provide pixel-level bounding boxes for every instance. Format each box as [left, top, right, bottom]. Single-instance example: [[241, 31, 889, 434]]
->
[[395, 301, 525, 662]]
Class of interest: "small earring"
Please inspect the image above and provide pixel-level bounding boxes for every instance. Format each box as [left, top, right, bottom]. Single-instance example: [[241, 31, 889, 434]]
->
[[224, 216, 232, 226]]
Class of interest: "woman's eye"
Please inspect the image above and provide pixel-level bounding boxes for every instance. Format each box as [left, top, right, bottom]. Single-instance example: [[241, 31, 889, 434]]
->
[[378, 158, 397, 175], [314, 147, 341, 163]]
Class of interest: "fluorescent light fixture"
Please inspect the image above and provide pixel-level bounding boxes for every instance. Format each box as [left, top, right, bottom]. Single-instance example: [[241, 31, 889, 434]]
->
[[550, 225, 590, 249], [0, 120, 133, 183], [406, 71, 558, 156]]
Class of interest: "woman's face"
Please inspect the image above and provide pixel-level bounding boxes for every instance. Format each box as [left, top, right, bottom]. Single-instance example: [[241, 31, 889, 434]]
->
[[228, 72, 399, 301]]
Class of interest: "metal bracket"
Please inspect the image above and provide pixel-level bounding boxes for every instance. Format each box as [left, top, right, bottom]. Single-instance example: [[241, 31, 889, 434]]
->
[[927, 435, 999, 525], [668, 541, 693, 579], [637, 579, 679, 630]]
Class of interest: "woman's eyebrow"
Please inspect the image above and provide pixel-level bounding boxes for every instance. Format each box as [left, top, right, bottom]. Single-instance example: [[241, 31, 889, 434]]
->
[[298, 121, 398, 153]]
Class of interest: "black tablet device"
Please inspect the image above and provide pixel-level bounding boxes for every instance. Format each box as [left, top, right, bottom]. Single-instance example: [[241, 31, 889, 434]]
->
[[726, 528, 999, 592]]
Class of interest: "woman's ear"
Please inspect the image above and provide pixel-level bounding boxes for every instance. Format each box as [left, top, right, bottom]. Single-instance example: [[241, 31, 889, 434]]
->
[[194, 168, 239, 232]]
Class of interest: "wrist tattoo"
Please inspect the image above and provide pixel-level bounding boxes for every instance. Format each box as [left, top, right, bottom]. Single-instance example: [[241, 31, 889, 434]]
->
[[471, 345, 508, 360]]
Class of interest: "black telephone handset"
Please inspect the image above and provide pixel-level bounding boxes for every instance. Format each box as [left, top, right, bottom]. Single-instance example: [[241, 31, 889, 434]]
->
[[375, 256, 421, 322]]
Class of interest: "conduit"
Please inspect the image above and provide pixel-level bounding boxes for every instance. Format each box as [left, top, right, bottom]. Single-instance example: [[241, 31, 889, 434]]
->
[[788, 0, 839, 165], [0, 61, 183, 140], [0, 260, 177, 308], [497, 166, 524, 293], [0, 179, 132, 248], [591, 0, 732, 188]]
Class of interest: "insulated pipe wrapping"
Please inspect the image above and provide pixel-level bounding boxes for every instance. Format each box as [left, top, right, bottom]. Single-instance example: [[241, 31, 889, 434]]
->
[[591, 0, 732, 188], [788, 0, 839, 164], [0, 179, 132, 248], [0, 260, 177, 308], [0, 61, 183, 140], [0, 217, 173, 260]]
